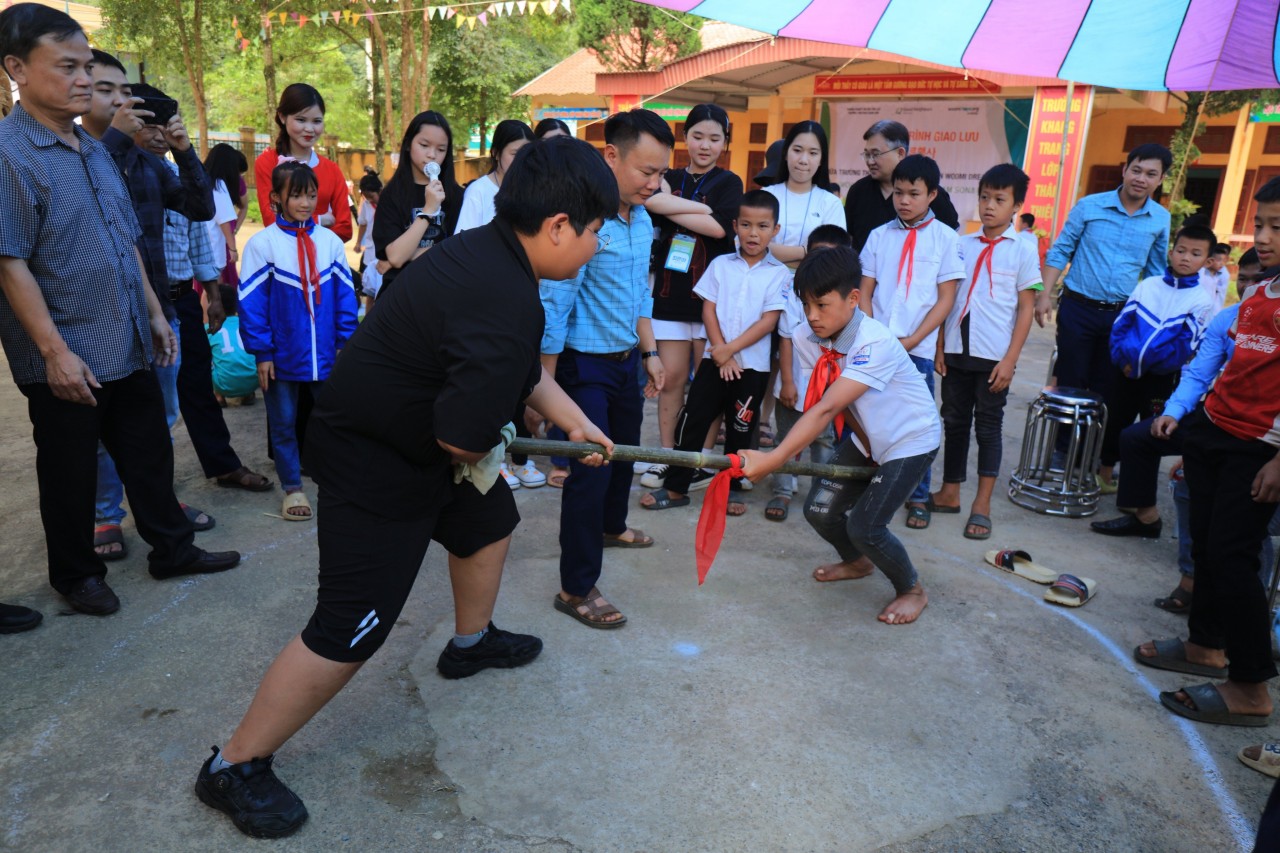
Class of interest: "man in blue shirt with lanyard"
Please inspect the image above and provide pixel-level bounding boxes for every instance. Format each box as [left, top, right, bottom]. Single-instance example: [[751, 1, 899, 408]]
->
[[1035, 143, 1172, 398], [534, 109, 669, 629]]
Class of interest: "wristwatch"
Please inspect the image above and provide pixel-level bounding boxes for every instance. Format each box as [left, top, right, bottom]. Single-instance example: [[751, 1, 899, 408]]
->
[[640, 350, 659, 361]]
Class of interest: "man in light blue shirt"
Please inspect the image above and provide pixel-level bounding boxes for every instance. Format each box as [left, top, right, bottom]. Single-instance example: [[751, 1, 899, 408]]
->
[[1036, 143, 1172, 399], [532, 109, 669, 629]]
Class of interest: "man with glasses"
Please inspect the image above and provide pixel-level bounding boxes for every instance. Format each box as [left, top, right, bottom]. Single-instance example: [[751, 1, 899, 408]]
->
[[843, 119, 960, 252]]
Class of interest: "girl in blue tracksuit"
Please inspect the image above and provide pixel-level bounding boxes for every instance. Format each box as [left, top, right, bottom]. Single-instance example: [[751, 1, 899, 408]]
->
[[240, 161, 358, 520]]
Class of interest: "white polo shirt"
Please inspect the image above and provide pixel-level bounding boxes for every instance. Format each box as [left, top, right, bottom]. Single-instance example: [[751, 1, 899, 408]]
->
[[827, 312, 941, 463], [943, 226, 1041, 362], [693, 250, 789, 372], [859, 211, 965, 360], [765, 184, 846, 254], [1199, 266, 1230, 317]]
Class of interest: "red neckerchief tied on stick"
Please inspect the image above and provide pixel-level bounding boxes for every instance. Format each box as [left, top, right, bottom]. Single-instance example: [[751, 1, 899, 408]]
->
[[896, 216, 933, 299], [276, 216, 321, 317], [959, 234, 1005, 321], [695, 452, 746, 584]]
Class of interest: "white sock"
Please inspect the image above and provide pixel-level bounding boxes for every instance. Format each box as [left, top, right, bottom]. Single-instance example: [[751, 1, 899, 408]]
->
[[209, 750, 235, 772]]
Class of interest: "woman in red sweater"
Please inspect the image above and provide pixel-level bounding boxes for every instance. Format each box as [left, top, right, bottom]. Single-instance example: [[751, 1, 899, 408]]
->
[[254, 83, 352, 242]]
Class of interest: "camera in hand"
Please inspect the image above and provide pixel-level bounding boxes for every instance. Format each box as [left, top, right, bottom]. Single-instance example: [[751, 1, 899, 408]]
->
[[137, 95, 178, 126]]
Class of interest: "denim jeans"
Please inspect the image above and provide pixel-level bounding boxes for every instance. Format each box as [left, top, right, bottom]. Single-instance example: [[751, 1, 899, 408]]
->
[[1173, 473, 1280, 585], [907, 355, 936, 503], [265, 378, 321, 491], [803, 437, 937, 594], [770, 403, 834, 499], [95, 317, 181, 527]]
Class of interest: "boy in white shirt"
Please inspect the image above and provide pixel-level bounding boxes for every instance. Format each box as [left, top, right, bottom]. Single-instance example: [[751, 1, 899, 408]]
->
[[859, 154, 963, 529], [1199, 242, 1230, 317], [641, 190, 789, 516], [931, 165, 1041, 540], [741, 246, 941, 625]]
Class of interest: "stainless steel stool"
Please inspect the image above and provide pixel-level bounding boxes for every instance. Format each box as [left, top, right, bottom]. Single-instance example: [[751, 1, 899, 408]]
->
[[1008, 386, 1107, 517]]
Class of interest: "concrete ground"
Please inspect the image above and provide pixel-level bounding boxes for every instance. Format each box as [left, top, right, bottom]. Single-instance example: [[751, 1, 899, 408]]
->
[[0, 323, 1273, 852]]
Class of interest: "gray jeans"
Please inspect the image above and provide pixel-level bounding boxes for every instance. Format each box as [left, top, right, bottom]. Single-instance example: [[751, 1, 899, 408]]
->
[[803, 438, 937, 594], [771, 404, 836, 498]]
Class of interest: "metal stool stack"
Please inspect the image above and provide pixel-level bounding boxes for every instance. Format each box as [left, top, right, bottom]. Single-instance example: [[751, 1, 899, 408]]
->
[[1008, 386, 1107, 517]]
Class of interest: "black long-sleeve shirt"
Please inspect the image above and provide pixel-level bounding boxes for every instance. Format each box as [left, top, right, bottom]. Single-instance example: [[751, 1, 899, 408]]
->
[[843, 175, 960, 252]]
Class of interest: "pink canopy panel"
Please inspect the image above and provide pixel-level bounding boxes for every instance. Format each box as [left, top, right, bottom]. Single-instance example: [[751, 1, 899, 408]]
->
[[634, 0, 1280, 91]]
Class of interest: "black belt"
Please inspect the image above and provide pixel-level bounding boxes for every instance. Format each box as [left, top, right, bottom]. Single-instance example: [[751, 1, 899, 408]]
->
[[568, 347, 635, 363], [1061, 288, 1124, 311], [169, 278, 196, 300]]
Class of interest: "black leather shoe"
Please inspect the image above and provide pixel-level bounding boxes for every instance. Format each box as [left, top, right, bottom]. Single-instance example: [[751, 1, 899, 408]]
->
[[194, 746, 308, 839], [64, 576, 121, 615], [0, 602, 43, 633], [150, 549, 241, 580], [437, 622, 543, 679], [1090, 514, 1163, 539]]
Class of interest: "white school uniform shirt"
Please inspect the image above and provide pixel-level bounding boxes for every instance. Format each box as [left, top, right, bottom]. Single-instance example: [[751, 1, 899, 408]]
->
[[693, 250, 789, 372], [454, 174, 500, 234], [1199, 267, 1230, 317], [775, 283, 824, 410], [943, 226, 1042, 361], [1015, 227, 1039, 257], [764, 184, 846, 254], [823, 312, 941, 463], [204, 179, 238, 268], [859, 211, 966, 361]]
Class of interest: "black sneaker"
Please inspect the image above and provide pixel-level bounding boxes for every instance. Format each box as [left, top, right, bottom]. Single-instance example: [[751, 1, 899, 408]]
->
[[194, 746, 308, 838], [686, 469, 715, 493], [436, 622, 543, 679]]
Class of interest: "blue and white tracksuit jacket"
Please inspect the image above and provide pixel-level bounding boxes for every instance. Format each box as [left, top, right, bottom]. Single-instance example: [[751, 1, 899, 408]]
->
[[1109, 269, 1215, 378]]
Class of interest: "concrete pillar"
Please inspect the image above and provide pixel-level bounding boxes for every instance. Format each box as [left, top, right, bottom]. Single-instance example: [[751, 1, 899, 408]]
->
[[765, 95, 784, 146], [1214, 106, 1255, 241], [239, 127, 257, 190]]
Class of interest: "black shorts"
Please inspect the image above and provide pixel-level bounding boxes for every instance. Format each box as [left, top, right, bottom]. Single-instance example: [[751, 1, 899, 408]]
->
[[299, 477, 520, 663]]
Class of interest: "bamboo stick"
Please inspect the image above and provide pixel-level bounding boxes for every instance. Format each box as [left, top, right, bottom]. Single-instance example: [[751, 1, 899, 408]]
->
[[507, 438, 875, 481]]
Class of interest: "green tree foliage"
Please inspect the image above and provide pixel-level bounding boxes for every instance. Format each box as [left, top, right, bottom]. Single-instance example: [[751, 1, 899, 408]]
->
[[1167, 90, 1280, 207], [574, 0, 700, 71]]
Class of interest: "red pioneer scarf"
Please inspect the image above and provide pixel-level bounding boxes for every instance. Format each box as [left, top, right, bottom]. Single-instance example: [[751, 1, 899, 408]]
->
[[694, 453, 746, 585], [959, 234, 1005, 321], [896, 217, 934, 299], [276, 217, 321, 317]]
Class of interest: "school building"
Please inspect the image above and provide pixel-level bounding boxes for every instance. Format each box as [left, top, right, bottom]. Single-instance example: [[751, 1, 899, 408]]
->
[[516, 21, 1268, 247]]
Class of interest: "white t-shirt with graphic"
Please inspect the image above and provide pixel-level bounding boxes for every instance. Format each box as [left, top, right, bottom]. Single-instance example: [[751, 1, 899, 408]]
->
[[764, 184, 845, 253]]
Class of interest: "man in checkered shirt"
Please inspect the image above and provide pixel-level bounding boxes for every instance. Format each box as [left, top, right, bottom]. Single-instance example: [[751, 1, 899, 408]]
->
[[0, 3, 241, 617]]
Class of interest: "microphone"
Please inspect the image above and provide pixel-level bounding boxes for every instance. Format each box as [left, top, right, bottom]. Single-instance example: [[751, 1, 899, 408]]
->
[[426, 161, 440, 181]]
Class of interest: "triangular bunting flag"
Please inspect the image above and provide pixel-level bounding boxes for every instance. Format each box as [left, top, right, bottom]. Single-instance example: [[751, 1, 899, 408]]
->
[[241, 37, 250, 50], [278, 12, 286, 24], [234, 27, 242, 38], [548, 0, 557, 11], [516, 0, 526, 12], [503, 0, 514, 13], [232, 15, 239, 27], [445, 6, 456, 18], [298, 14, 308, 27], [259, 27, 266, 38], [478, 12, 487, 25], [560, 0, 570, 11], [466, 15, 476, 28], [539, 1, 550, 14]]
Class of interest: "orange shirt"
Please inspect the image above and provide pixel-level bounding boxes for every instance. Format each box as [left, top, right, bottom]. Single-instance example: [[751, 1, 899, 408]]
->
[[254, 149, 353, 242]]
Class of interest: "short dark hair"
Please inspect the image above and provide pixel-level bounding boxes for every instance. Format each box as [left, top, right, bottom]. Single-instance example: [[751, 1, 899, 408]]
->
[[358, 173, 382, 194], [1020, 213, 1036, 228], [978, 164, 1030, 205], [269, 161, 319, 218], [1211, 242, 1231, 256], [778, 120, 831, 189], [1240, 247, 1260, 268], [1256, 176, 1280, 205], [795, 245, 861, 300], [1126, 143, 1173, 174], [1174, 224, 1217, 252], [90, 48, 125, 77], [864, 119, 909, 153], [892, 154, 940, 193], [533, 117, 571, 139], [495, 136, 620, 236], [807, 224, 852, 251], [0, 3, 82, 77], [738, 189, 778, 222], [604, 108, 675, 152]]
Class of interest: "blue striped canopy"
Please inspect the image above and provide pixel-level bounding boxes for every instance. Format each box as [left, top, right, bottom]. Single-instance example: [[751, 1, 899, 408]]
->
[[634, 0, 1279, 91]]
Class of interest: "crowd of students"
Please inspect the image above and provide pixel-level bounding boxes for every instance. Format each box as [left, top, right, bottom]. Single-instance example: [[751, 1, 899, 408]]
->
[[3, 2, 1280, 843]]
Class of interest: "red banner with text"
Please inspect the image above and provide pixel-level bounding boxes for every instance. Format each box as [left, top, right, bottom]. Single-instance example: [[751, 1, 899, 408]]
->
[[1023, 85, 1094, 241]]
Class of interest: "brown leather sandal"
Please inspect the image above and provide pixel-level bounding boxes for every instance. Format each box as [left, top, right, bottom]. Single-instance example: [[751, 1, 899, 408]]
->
[[553, 587, 627, 629]]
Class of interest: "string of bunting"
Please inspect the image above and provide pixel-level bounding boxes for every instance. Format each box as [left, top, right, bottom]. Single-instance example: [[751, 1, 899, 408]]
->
[[232, 0, 569, 49]]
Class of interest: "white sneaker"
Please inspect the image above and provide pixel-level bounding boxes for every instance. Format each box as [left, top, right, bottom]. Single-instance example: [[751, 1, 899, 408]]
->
[[513, 460, 546, 488], [499, 462, 521, 491], [639, 464, 669, 489], [633, 461, 658, 476]]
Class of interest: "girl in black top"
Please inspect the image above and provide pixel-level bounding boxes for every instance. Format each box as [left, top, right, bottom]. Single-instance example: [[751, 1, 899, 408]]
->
[[643, 104, 744, 480], [373, 111, 462, 295]]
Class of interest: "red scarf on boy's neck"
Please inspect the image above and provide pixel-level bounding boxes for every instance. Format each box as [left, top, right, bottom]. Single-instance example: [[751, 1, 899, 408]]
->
[[959, 233, 1007, 321], [896, 215, 934, 299], [276, 216, 321, 317]]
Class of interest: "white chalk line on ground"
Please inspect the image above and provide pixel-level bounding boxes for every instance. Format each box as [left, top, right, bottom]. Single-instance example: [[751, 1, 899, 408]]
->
[[4, 525, 318, 846], [924, 543, 1255, 851]]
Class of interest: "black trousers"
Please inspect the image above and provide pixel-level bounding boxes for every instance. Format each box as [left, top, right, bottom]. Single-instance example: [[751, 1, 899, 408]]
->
[[175, 289, 242, 478], [1183, 408, 1279, 684], [664, 362, 767, 494], [20, 370, 197, 594], [1100, 368, 1176, 467], [1114, 416, 1183, 509], [940, 365, 1009, 483]]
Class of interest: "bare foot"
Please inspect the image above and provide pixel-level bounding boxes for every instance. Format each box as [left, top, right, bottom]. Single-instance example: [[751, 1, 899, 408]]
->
[[1168, 680, 1272, 716], [812, 557, 875, 582], [879, 584, 928, 625], [1135, 638, 1226, 669], [727, 499, 746, 516]]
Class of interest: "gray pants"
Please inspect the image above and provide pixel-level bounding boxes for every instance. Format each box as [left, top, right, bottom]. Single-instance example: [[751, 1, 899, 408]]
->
[[771, 404, 836, 499]]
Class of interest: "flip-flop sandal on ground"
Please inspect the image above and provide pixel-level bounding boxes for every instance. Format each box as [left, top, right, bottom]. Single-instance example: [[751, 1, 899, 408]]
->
[[1160, 682, 1271, 727], [603, 529, 654, 548], [641, 489, 690, 510], [757, 426, 775, 447], [963, 513, 992, 540], [1132, 637, 1228, 679], [1153, 585, 1192, 614], [553, 587, 627, 629], [547, 468, 568, 489], [215, 466, 273, 492], [93, 523, 128, 562], [1044, 573, 1097, 607], [764, 496, 790, 522], [281, 492, 313, 522], [983, 549, 1057, 584], [905, 505, 930, 529], [1240, 743, 1280, 778], [180, 503, 216, 531], [925, 497, 961, 514]]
